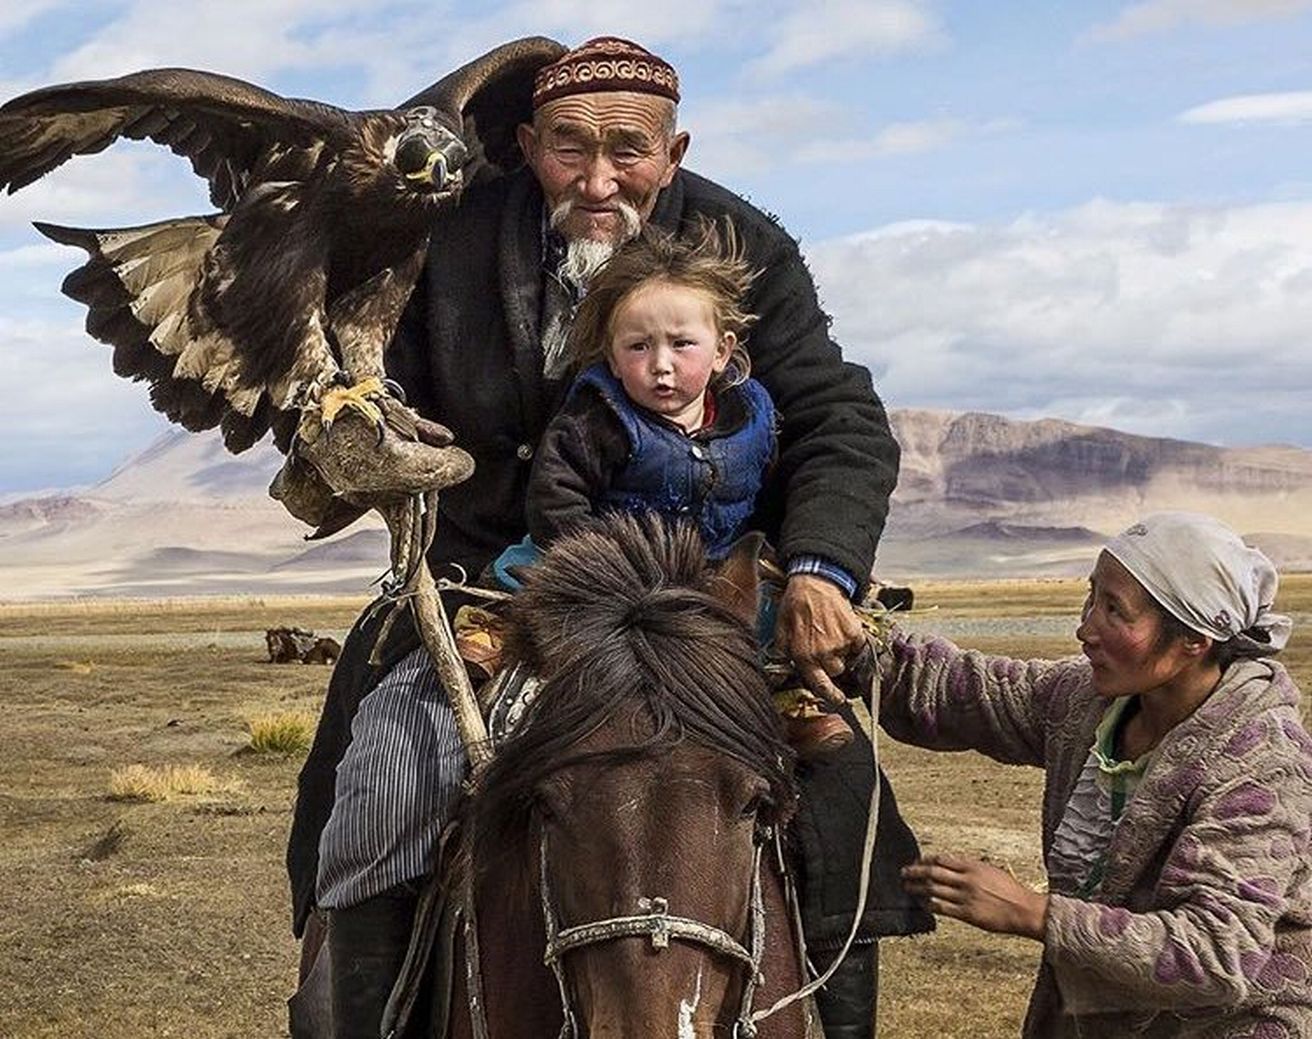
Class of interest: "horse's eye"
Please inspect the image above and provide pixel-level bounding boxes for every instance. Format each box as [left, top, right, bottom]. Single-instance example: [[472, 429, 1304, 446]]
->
[[740, 792, 772, 820]]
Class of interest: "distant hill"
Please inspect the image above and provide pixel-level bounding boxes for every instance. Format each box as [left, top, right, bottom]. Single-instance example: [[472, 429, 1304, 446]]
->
[[880, 410, 1312, 578], [2, 412, 1310, 598]]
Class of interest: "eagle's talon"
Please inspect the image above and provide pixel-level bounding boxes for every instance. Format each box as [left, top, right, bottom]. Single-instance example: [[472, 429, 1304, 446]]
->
[[317, 376, 387, 437]]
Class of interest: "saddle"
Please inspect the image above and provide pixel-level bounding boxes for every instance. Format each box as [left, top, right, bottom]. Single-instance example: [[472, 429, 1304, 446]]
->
[[451, 578, 862, 761]]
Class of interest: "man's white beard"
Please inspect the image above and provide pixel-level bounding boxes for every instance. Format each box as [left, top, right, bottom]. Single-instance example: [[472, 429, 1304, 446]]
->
[[541, 199, 642, 378], [549, 199, 642, 290]]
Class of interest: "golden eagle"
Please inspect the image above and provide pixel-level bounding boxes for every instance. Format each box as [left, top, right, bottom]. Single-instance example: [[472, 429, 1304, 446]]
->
[[0, 37, 565, 533]]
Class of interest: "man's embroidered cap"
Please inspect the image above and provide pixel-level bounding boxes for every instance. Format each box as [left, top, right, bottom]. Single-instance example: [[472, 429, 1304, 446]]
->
[[533, 37, 680, 109]]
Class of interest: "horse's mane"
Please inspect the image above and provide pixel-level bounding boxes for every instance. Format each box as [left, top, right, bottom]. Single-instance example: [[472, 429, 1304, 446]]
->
[[470, 514, 796, 867]]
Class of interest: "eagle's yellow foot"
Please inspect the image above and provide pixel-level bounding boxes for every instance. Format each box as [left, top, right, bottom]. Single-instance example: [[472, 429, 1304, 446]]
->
[[299, 377, 388, 444], [321, 376, 385, 430]]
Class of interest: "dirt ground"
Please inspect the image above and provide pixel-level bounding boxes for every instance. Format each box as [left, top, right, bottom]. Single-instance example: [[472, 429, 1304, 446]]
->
[[1, 578, 1308, 1038]]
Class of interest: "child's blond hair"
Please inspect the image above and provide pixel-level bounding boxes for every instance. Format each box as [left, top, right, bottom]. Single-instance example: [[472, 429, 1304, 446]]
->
[[568, 217, 759, 384]]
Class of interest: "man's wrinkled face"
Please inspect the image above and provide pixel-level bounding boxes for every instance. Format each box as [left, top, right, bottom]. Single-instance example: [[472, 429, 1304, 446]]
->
[[517, 92, 689, 244]]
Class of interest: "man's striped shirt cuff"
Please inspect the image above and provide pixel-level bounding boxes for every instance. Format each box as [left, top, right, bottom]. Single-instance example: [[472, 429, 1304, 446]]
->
[[786, 554, 859, 600]]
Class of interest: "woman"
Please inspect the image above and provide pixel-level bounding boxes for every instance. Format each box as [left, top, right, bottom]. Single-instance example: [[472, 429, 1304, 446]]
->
[[885, 512, 1311, 1037]]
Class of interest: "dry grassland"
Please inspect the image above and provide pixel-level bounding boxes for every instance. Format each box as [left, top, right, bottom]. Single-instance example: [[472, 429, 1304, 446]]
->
[[0, 578, 1308, 1038]]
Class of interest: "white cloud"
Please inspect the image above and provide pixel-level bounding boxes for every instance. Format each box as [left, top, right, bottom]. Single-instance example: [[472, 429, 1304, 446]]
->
[[748, 0, 944, 77], [9, 1, 723, 112], [465, 0, 720, 49], [682, 95, 848, 176], [320, 1, 734, 105], [48, 0, 376, 83], [797, 116, 1017, 163], [1020, 395, 1197, 440], [0, 242, 65, 269], [0, 0, 61, 37], [687, 100, 1012, 177], [787, 119, 969, 166], [0, 147, 208, 234], [808, 198, 1312, 447], [0, 314, 170, 487], [1179, 91, 1312, 125], [1087, 0, 1312, 42], [868, 117, 966, 155]]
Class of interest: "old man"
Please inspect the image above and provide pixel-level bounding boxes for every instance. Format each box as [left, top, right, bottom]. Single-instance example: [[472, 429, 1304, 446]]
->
[[288, 36, 927, 1038]]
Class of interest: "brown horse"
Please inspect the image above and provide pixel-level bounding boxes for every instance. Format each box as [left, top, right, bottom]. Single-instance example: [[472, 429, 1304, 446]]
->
[[444, 515, 815, 1038]]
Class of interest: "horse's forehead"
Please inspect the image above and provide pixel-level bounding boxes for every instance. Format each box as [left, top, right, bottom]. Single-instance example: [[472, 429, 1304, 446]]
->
[[559, 745, 753, 808]]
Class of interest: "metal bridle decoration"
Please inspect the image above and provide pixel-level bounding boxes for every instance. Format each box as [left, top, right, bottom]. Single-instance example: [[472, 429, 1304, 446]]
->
[[538, 830, 770, 1039]]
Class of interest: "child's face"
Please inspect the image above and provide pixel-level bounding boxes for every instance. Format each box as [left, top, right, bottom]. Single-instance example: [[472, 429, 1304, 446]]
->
[[606, 280, 734, 432]]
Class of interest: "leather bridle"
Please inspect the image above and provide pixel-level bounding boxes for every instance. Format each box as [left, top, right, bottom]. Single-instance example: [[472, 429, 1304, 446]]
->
[[537, 830, 770, 1039]]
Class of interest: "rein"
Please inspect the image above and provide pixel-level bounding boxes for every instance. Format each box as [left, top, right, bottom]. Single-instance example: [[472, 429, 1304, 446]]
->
[[748, 691, 881, 1025]]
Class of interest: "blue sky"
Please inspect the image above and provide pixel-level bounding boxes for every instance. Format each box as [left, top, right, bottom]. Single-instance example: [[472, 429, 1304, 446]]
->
[[3, 0, 1312, 492]]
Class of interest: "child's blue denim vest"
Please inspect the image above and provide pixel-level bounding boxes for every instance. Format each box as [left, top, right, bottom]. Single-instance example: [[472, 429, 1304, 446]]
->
[[572, 363, 775, 559]]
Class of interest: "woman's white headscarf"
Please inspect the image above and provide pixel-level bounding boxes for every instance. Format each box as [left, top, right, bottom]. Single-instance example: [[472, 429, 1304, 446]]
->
[[1104, 512, 1292, 655]]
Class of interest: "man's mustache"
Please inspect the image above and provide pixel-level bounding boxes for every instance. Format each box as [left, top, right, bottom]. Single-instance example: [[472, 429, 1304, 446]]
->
[[549, 199, 642, 241]]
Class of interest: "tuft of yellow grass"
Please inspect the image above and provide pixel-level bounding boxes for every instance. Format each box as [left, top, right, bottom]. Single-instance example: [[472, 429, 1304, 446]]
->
[[114, 882, 161, 899], [246, 711, 316, 754], [107, 763, 235, 802]]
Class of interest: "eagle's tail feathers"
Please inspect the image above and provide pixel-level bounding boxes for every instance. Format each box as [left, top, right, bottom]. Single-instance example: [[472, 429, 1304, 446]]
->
[[111, 337, 166, 381], [172, 329, 265, 417], [214, 363, 263, 418], [44, 216, 225, 364], [199, 359, 233, 396], [148, 309, 187, 355], [87, 305, 145, 353]]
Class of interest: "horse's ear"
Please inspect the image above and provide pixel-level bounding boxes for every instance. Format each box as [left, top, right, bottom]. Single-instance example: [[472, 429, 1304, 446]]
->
[[712, 530, 765, 627]]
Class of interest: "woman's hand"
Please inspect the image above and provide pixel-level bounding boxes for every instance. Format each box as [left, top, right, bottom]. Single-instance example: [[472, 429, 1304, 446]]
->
[[901, 854, 1049, 940]]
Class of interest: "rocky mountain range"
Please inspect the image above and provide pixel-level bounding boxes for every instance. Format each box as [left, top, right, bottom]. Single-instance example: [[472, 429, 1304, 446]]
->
[[880, 409, 1312, 578], [2, 410, 1310, 599]]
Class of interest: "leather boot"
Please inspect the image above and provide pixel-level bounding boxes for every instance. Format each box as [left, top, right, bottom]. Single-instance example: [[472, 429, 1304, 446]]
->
[[328, 886, 418, 1039], [814, 941, 879, 1038]]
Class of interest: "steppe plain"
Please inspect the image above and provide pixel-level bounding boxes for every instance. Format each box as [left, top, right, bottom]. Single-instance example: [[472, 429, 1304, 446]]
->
[[1, 577, 1309, 1038]]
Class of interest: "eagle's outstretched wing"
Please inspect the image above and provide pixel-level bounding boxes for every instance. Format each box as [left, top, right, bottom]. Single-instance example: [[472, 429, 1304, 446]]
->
[[1, 39, 562, 462], [0, 68, 353, 210], [1, 69, 379, 455]]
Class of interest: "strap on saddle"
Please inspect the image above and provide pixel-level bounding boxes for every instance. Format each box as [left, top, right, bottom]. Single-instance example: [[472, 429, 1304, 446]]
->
[[380, 822, 464, 1039]]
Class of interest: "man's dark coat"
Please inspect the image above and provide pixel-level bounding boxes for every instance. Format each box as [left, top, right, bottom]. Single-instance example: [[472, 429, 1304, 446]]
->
[[287, 166, 927, 940]]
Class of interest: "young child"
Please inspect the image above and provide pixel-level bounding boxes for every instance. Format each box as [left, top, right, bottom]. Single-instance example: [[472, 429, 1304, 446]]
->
[[525, 219, 774, 559], [492, 219, 851, 756]]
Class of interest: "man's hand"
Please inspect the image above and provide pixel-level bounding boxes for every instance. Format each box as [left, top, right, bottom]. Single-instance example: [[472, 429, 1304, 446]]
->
[[775, 573, 865, 704], [901, 854, 1049, 941]]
